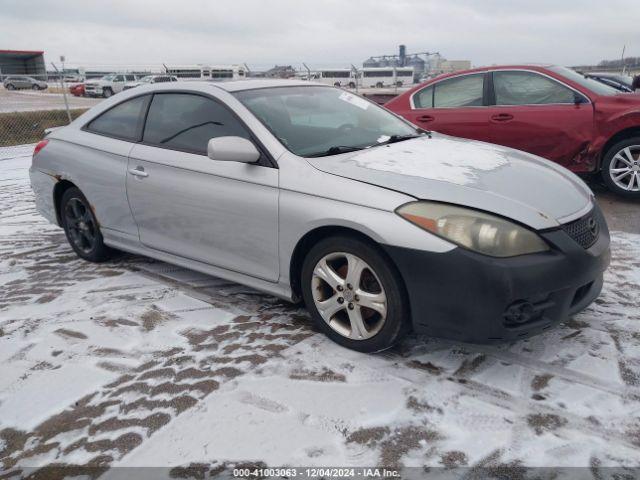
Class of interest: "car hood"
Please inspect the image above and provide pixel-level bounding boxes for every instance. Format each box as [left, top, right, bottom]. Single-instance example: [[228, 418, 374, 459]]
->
[[306, 134, 593, 230]]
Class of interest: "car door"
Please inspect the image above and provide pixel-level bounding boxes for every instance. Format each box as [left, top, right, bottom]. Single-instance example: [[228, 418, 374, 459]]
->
[[113, 75, 126, 92], [403, 73, 491, 142], [76, 94, 150, 238], [126, 92, 279, 282], [486, 70, 594, 167], [17, 77, 30, 88]]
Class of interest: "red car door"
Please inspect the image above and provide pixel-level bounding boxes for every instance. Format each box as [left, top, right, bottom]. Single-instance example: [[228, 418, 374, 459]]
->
[[487, 70, 594, 171], [397, 73, 491, 142]]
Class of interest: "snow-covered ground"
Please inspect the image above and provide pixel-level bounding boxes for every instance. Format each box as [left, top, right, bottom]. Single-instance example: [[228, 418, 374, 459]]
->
[[1, 149, 640, 477]]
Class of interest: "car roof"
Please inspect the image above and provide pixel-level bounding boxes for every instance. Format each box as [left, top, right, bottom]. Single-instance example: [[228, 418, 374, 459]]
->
[[435, 64, 556, 77]]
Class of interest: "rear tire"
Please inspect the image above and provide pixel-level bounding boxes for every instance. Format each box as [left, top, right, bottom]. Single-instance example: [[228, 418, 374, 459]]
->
[[301, 235, 410, 353], [348, 82, 356, 89], [375, 82, 383, 88], [60, 187, 116, 262], [601, 137, 640, 198]]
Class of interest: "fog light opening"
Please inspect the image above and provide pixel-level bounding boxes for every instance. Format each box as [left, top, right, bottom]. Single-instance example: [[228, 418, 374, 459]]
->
[[504, 300, 535, 326]]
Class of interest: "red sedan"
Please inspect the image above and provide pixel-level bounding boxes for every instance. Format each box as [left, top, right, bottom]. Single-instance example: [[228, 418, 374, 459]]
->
[[386, 65, 640, 197]]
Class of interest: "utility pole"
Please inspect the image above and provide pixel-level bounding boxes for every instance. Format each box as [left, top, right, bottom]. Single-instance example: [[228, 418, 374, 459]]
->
[[621, 45, 626, 74]]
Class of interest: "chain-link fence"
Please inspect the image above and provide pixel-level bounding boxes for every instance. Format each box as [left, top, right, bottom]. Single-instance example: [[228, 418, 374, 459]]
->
[[0, 73, 102, 159]]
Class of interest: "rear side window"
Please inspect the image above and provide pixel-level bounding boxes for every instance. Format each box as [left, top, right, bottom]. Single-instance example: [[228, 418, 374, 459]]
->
[[86, 95, 150, 141], [142, 93, 250, 155], [493, 71, 575, 105], [413, 85, 433, 108], [433, 74, 484, 108]]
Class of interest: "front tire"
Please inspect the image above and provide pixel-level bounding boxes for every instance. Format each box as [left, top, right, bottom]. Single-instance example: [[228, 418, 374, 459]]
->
[[6, 84, 15, 90], [102, 88, 113, 98], [301, 235, 409, 352], [60, 187, 115, 262], [601, 138, 640, 198]]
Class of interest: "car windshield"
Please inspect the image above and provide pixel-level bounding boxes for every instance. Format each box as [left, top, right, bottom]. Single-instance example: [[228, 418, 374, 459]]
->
[[101, 74, 116, 81], [234, 86, 419, 157], [138, 76, 153, 83], [549, 66, 619, 96]]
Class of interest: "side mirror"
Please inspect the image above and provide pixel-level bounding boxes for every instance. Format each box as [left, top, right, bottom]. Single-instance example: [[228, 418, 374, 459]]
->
[[207, 136, 260, 164], [574, 92, 588, 105]]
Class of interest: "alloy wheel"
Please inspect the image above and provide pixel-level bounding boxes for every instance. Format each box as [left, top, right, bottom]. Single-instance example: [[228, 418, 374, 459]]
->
[[64, 198, 98, 254], [311, 252, 387, 340], [609, 145, 640, 192]]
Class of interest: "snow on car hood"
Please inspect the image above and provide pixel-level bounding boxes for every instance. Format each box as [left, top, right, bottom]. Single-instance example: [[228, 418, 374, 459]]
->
[[306, 133, 593, 230]]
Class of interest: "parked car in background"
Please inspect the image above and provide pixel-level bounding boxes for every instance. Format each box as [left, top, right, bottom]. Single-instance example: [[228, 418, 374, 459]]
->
[[123, 74, 178, 90], [3, 76, 48, 91], [30, 80, 609, 351], [582, 72, 634, 92], [84, 73, 136, 98], [69, 83, 85, 97], [386, 65, 640, 197]]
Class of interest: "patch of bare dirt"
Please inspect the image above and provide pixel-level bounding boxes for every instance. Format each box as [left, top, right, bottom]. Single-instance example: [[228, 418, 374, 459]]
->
[[289, 367, 346, 382], [531, 373, 554, 391], [54, 328, 88, 340], [140, 305, 177, 331], [527, 413, 568, 435], [440, 450, 468, 468], [406, 360, 443, 375], [406, 396, 443, 415]]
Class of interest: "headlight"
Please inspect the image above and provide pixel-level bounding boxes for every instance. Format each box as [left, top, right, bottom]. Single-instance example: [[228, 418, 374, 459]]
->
[[396, 201, 549, 257]]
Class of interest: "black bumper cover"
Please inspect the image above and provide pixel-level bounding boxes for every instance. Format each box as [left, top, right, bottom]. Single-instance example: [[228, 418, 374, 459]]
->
[[383, 205, 611, 343]]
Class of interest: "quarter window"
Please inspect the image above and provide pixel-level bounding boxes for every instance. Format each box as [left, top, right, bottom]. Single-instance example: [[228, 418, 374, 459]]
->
[[413, 85, 433, 108], [433, 74, 484, 108], [493, 71, 575, 105], [86, 95, 150, 141], [142, 93, 250, 154]]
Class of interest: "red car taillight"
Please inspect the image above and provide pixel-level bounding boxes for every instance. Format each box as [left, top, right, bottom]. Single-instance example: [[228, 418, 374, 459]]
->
[[33, 139, 49, 157]]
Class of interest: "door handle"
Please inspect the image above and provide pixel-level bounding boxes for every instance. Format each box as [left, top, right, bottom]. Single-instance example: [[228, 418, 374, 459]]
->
[[128, 167, 148, 178], [417, 114, 435, 123], [491, 113, 514, 122]]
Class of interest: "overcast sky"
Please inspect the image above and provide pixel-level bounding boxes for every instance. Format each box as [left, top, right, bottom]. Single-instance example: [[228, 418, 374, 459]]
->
[[1, 0, 638, 70]]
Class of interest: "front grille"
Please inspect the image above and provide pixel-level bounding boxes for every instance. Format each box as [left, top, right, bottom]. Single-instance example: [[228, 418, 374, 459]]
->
[[561, 208, 599, 249]]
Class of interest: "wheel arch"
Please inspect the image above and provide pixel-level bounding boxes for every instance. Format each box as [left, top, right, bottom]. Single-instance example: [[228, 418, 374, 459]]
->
[[53, 179, 78, 226], [288, 225, 401, 301], [600, 126, 640, 168]]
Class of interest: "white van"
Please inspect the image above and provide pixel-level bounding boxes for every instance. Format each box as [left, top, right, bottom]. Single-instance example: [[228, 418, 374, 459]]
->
[[360, 67, 414, 88], [165, 65, 246, 81], [313, 69, 356, 88]]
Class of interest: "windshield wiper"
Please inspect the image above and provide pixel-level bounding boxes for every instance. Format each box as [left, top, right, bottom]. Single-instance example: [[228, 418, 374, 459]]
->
[[377, 132, 428, 146], [307, 145, 366, 157]]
